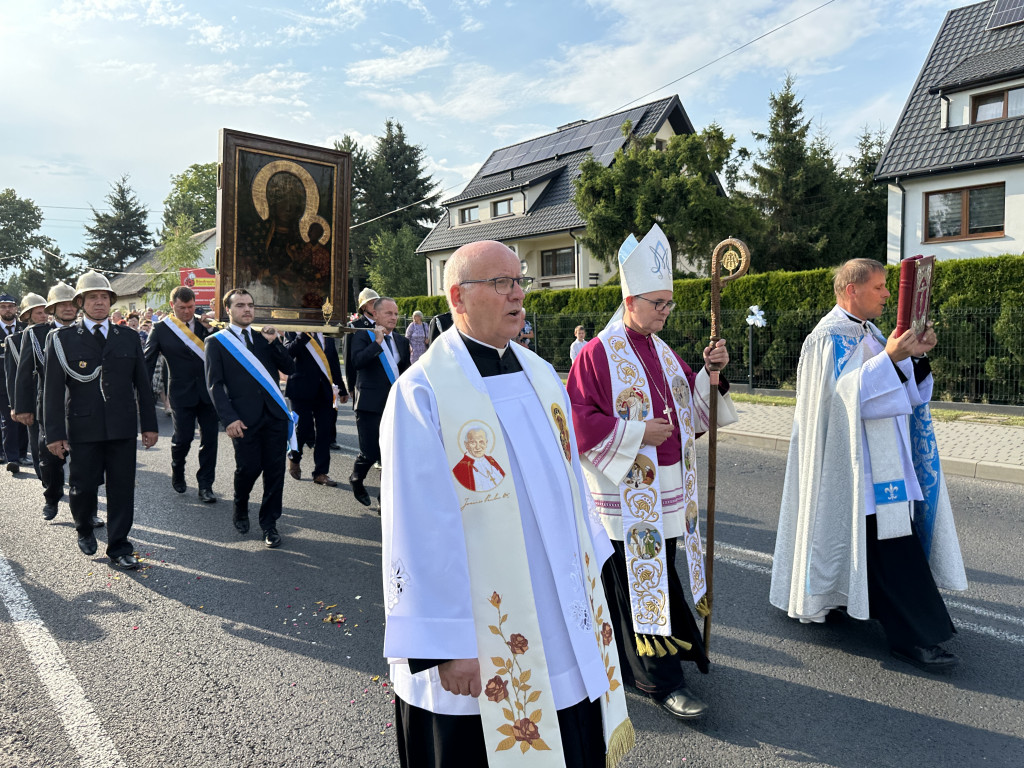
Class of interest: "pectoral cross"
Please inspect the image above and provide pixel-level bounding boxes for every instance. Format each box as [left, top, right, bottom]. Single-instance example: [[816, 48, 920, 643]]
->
[[663, 405, 674, 425]]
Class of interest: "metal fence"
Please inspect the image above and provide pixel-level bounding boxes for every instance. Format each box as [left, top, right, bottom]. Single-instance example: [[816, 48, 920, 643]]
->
[[403, 304, 1024, 406]]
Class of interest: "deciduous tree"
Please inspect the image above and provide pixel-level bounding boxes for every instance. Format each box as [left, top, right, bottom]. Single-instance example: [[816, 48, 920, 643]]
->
[[366, 225, 427, 298], [161, 162, 217, 236]]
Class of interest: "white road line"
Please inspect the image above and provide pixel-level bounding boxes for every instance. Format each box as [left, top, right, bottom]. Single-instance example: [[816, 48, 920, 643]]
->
[[714, 542, 1024, 646], [0, 549, 127, 768]]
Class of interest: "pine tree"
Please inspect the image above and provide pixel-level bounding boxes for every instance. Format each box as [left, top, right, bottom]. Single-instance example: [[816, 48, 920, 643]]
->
[[341, 121, 441, 303], [80, 174, 154, 274], [367, 225, 428, 298], [17, 245, 75, 292], [742, 75, 830, 272]]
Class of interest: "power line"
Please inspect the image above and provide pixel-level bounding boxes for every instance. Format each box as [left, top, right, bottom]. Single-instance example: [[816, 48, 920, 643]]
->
[[604, 0, 841, 116]]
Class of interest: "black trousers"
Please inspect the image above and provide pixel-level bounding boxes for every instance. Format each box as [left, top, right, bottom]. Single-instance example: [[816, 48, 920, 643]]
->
[[601, 538, 709, 698], [290, 396, 334, 477], [231, 415, 288, 532], [351, 409, 382, 482], [170, 399, 219, 489], [27, 420, 41, 477], [866, 514, 955, 650], [0, 388, 27, 462], [67, 438, 136, 558], [395, 695, 605, 768], [37, 426, 66, 505]]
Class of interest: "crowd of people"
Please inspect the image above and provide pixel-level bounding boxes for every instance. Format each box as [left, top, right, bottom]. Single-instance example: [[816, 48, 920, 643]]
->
[[2, 228, 967, 767]]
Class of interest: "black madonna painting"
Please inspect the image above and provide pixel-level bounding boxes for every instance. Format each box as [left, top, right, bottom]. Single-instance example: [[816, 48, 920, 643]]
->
[[217, 129, 351, 329]]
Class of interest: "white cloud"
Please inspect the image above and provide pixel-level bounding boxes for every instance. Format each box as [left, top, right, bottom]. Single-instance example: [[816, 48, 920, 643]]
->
[[345, 40, 451, 85], [362, 63, 521, 123], [179, 63, 312, 108]]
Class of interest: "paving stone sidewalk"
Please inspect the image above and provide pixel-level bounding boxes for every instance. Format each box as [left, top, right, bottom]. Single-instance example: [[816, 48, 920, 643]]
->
[[721, 402, 1024, 485]]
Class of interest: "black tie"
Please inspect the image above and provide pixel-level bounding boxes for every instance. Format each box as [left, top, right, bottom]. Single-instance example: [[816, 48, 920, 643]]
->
[[243, 328, 254, 351], [93, 324, 105, 347], [3, 325, 11, 337], [384, 335, 394, 354]]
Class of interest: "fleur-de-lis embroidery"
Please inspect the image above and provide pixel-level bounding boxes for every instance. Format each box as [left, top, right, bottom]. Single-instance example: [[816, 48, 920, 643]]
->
[[885, 483, 900, 501]]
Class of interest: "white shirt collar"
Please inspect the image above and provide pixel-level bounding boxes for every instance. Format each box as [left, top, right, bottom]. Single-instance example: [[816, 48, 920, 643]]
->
[[83, 317, 109, 334]]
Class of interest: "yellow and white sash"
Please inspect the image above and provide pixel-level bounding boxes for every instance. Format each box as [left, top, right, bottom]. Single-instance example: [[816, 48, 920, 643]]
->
[[420, 335, 633, 767], [598, 320, 707, 655], [163, 315, 205, 361], [305, 333, 332, 384]]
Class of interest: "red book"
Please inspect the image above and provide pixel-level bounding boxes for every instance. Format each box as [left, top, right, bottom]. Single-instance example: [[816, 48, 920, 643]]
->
[[895, 255, 935, 337]]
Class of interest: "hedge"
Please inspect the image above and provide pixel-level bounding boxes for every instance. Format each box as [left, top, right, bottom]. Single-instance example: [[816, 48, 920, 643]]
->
[[393, 254, 1024, 404]]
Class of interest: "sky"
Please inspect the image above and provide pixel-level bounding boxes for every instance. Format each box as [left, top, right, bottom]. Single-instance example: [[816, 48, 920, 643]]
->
[[0, 0, 981, 265]]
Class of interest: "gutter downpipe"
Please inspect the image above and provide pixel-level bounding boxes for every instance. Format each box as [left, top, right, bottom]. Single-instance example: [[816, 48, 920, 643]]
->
[[895, 177, 907, 262], [569, 229, 581, 289]]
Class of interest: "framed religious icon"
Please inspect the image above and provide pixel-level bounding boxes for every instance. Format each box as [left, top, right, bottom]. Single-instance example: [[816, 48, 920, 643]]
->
[[216, 129, 351, 331]]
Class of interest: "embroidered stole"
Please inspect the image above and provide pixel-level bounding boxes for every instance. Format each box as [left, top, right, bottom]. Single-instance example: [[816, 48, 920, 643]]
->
[[420, 337, 633, 767], [208, 329, 298, 451], [598, 320, 707, 655], [163, 315, 205, 361]]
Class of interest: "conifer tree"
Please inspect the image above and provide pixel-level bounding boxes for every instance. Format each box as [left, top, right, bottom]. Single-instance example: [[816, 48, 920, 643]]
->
[[80, 175, 153, 274]]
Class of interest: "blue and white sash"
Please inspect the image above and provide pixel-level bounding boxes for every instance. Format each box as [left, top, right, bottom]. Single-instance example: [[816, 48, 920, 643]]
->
[[370, 330, 399, 384], [208, 329, 298, 451]]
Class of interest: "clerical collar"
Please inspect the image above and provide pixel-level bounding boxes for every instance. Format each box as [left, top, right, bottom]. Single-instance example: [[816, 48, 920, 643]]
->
[[624, 324, 655, 347], [460, 332, 523, 377], [839, 307, 865, 324]]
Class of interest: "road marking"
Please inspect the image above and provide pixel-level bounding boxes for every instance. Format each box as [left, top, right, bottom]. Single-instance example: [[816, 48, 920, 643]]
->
[[0, 549, 127, 768], [713, 542, 1024, 646]]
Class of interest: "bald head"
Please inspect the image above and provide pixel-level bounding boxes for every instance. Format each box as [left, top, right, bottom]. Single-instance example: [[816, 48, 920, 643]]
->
[[445, 240, 526, 348]]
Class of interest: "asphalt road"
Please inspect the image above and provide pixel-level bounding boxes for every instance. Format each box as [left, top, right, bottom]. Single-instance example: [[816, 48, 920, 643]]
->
[[1, 411, 1021, 768]]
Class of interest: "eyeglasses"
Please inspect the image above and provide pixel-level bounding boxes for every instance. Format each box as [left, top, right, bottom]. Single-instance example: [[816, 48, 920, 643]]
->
[[459, 276, 535, 295], [634, 294, 676, 312]]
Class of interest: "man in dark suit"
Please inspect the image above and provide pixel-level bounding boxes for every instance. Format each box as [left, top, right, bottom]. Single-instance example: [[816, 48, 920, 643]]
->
[[43, 271, 159, 569], [205, 289, 295, 548], [0, 292, 29, 474], [14, 282, 79, 521], [285, 330, 347, 486], [348, 296, 410, 507], [6, 292, 47, 477], [343, 287, 378, 396], [144, 285, 219, 502]]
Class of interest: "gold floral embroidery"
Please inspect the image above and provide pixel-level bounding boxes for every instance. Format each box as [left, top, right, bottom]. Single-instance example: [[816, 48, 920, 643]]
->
[[487, 592, 551, 753], [584, 553, 622, 703]]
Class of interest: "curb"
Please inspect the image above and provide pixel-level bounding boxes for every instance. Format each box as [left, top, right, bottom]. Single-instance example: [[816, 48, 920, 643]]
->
[[718, 430, 1024, 486]]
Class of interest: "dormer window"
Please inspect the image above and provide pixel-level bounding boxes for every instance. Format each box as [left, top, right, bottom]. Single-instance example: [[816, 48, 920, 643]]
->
[[971, 86, 1024, 123], [459, 206, 479, 224], [492, 199, 513, 217]]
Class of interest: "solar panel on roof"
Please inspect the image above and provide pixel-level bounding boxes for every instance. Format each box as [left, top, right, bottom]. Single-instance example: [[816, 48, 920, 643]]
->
[[476, 106, 648, 177], [988, 0, 1024, 30]]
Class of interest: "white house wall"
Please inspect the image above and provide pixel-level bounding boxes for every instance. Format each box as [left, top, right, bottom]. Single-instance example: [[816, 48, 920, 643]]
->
[[886, 165, 1024, 263]]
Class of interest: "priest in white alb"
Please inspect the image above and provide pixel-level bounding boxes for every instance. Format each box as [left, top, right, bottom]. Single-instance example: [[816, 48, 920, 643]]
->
[[566, 224, 737, 721], [769, 258, 967, 672], [381, 240, 634, 767]]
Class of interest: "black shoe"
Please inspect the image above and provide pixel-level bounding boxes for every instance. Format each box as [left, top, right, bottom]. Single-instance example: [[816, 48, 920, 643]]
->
[[78, 534, 98, 556], [171, 476, 186, 494], [656, 687, 708, 719], [350, 477, 371, 506], [891, 645, 959, 672], [234, 516, 250, 534], [18, 456, 33, 467], [329, 442, 341, 450], [42, 503, 58, 520], [198, 488, 217, 503], [91, 516, 104, 528], [6, 461, 18, 474], [263, 528, 282, 548], [110, 554, 139, 570]]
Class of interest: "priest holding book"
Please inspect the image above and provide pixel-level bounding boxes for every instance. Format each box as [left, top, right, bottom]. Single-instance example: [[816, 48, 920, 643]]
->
[[770, 258, 967, 672]]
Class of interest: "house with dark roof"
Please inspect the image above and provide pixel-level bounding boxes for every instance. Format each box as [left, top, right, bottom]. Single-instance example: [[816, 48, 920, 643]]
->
[[416, 95, 703, 293], [875, 0, 1024, 262], [109, 227, 216, 312]]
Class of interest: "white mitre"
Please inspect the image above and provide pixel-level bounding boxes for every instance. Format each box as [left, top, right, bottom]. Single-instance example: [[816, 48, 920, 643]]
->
[[618, 223, 673, 300]]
